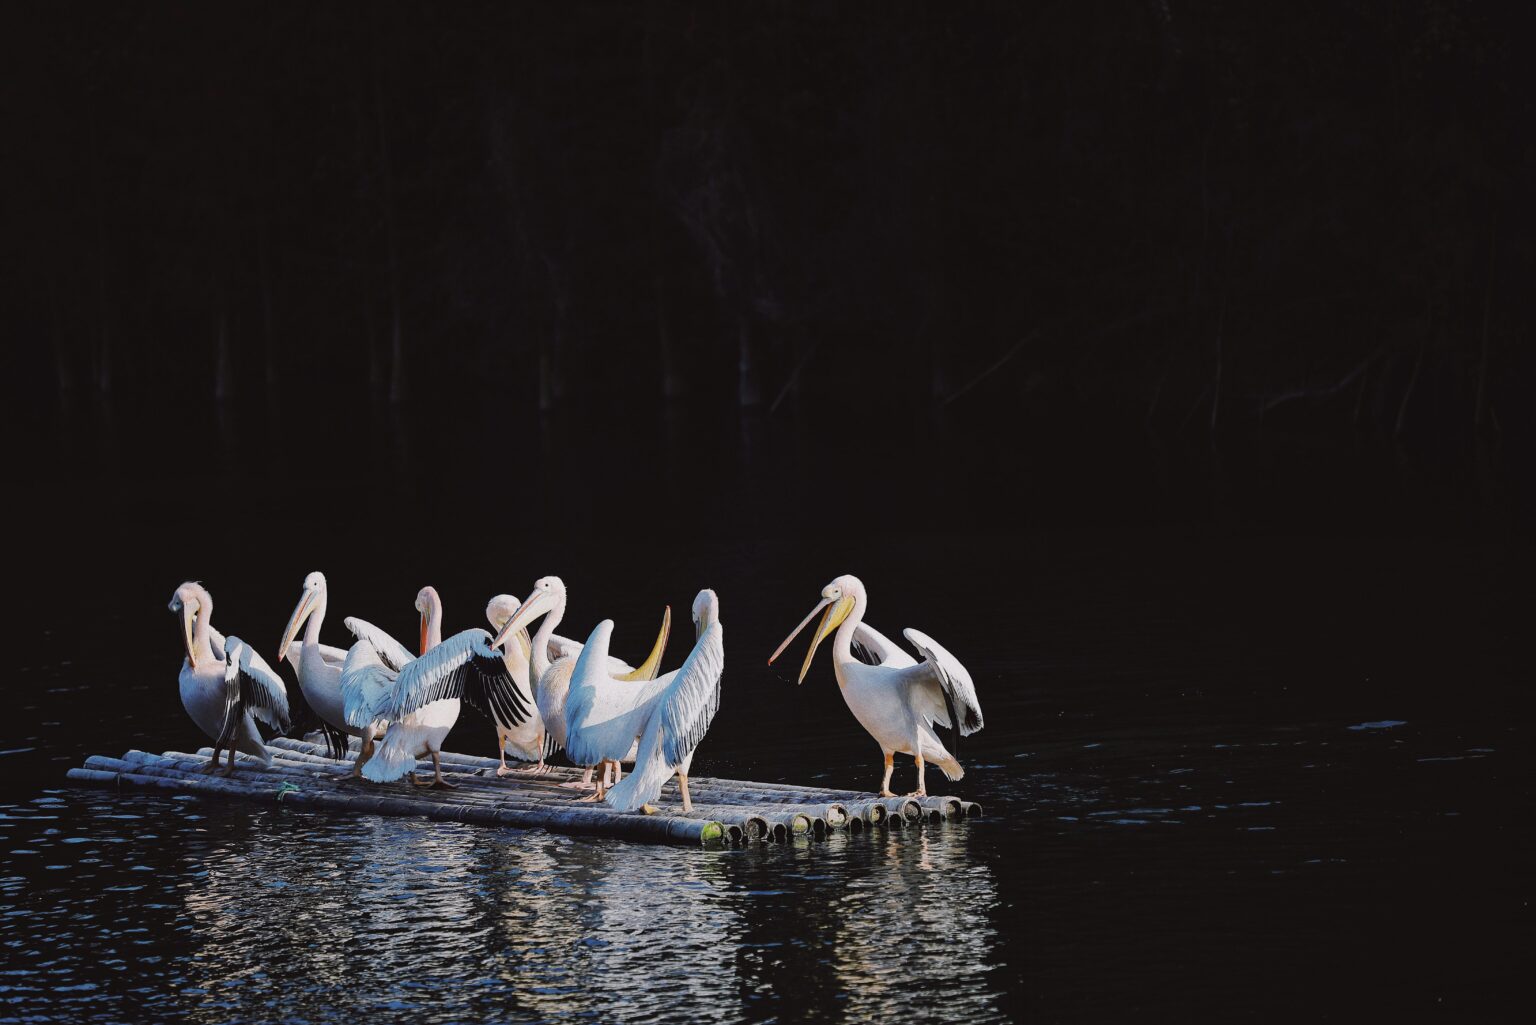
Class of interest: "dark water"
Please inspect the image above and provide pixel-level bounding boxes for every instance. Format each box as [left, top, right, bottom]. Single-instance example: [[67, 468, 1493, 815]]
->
[[4, 399, 1529, 1022]]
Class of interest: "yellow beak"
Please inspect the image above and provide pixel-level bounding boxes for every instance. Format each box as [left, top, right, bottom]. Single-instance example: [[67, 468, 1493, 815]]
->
[[492, 587, 544, 651], [277, 589, 316, 664], [769, 594, 854, 684], [181, 603, 200, 668], [618, 606, 671, 682]]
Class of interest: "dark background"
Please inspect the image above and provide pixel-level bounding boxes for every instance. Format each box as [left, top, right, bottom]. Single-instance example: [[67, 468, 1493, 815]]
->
[[5, 1, 1532, 483]]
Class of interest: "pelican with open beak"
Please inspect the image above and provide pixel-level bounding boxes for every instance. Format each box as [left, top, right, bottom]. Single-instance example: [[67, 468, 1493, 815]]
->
[[769, 574, 985, 797]]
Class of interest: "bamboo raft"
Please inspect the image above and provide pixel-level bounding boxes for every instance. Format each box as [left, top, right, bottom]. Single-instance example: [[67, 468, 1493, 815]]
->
[[66, 737, 982, 847]]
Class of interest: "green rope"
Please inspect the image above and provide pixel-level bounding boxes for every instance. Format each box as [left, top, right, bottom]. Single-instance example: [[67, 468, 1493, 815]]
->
[[274, 782, 301, 803]]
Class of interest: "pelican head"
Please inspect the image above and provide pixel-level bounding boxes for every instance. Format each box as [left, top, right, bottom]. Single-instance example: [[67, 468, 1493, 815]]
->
[[491, 576, 564, 651], [415, 586, 442, 655], [692, 588, 720, 640], [169, 581, 209, 668], [486, 593, 535, 661], [768, 574, 863, 684], [277, 570, 327, 664], [485, 594, 520, 630]]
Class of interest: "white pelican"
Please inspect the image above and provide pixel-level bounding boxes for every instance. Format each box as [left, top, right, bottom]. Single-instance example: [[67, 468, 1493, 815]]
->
[[484, 594, 541, 776], [561, 619, 674, 803], [606, 589, 724, 813], [275, 571, 361, 760], [340, 586, 529, 787], [169, 581, 290, 772], [488, 576, 666, 786], [768, 574, 983, 797]]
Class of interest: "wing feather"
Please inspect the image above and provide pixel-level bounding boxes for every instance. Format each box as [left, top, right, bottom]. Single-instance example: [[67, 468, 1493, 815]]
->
[[340, 640, 397, 729], [548, 633, 636, 675], [606, 621, 724, 811], [657, 622, 724, 767], [343, 617, 415, 673], [902, 627, 983, 735], [852, 623, 918, 668], [227, 636, 290, 732], [386, 629, 530, 727]]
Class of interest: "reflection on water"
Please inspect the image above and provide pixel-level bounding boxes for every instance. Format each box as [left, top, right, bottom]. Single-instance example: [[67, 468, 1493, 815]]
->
[[0, 795, 1002, 1023], [2, 695, 1525, 1022]]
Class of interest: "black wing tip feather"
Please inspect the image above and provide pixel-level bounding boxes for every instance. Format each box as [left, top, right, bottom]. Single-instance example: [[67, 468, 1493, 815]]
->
[[850, 639, 880, 666], [938, 685, 964, 754], [466, 652, 530, 729], [320, 720, 350, 761]]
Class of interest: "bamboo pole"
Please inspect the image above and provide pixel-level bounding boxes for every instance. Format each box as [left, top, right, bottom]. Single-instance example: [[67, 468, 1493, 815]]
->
[[267, 738, 903, 825], [72, 759, 722, 847], [231, 746, 928, 829], [166, 750, 791, 842], [280, 741, 936, 826], [74, 741, 974, 848]]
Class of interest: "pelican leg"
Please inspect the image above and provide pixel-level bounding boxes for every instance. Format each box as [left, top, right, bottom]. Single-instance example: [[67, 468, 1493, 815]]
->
[[507, 731, 547, 775], [561, 766, 597, 791], [906, 754, 928, 798], [353, 728, 377, 778], [678, 773, 692, 814], [495, 730, 515, 778], [578, 774, 608, 803], [204, 743, 223, 773], [878, 751, 895, 798], [611, 760, 623, 784], [430, 750, 457, 789]]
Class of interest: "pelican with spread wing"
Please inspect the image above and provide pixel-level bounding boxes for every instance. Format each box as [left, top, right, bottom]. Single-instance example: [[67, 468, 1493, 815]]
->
[[340, 587, 529, 787], [606, 589, 724, 813], [489, 575, 666, 786], [769, 574, 983, 797], [169, 581, 290, 772]]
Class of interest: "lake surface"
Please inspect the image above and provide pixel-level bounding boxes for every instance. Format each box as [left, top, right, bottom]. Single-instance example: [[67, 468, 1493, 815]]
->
[[4, 399, 1528, 1022]]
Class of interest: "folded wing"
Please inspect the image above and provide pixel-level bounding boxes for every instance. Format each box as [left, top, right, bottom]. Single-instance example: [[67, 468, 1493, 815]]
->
[[216, 635, 291, 744]]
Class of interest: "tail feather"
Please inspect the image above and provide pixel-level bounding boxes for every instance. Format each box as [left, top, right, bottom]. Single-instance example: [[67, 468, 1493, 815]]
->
[[361, 729, 419, 783], [605, 731, 675, 812], [935, 754, 963, 782]]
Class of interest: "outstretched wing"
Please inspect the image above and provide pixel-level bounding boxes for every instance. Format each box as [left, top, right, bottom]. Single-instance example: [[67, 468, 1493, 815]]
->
[[218, 636, 291, 742], [902, 627, 983, 735], [387, 629, 530, 728], [657, 622, 724, 767], [343, 617, 415, 673], [340, 640, 397, 729], [851, 623, 918, 668]]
